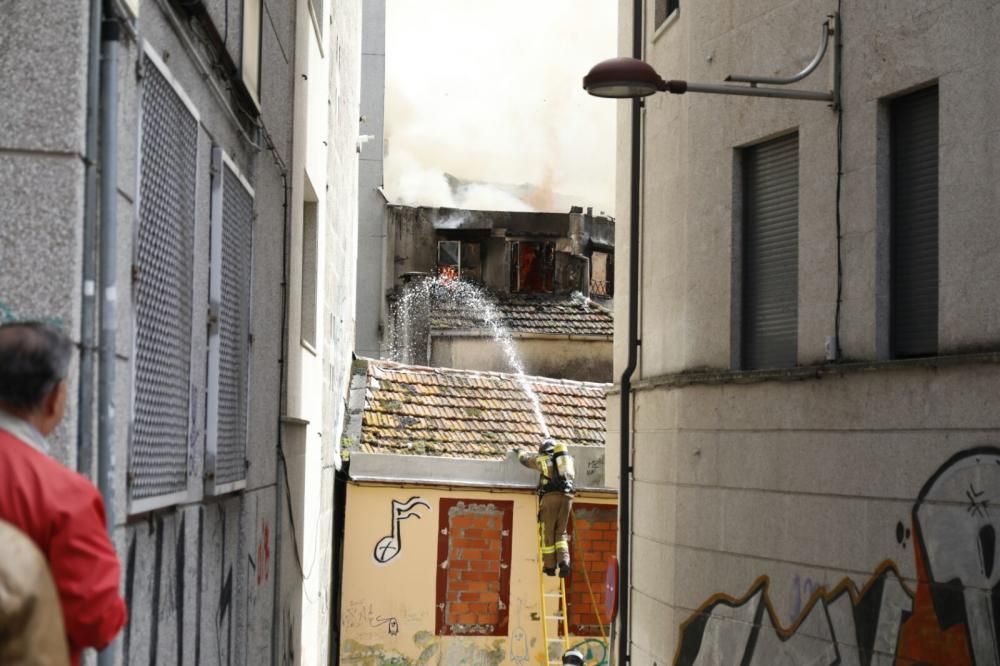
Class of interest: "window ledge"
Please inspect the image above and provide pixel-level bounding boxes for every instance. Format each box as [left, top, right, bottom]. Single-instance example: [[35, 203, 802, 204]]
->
[[608, 350, 1000, 394]]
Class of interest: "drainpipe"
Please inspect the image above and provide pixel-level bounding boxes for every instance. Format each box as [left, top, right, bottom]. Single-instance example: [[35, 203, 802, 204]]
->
[[78, 0, 103, 474], [97, 3, 121, 664], [617, 0, 643, 664]]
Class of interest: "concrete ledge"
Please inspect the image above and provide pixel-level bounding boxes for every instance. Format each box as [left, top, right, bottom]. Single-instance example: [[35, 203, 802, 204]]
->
[[609, 350, 1000, 395], [347, 445, 611, 492]]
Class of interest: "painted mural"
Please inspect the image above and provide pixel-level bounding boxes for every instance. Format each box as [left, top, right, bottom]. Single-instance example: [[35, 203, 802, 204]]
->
[[676, 447, 1000, 665]]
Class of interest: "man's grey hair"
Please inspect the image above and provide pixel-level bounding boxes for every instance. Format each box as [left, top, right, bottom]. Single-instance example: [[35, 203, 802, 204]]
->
[[0, 322, 73, 410]]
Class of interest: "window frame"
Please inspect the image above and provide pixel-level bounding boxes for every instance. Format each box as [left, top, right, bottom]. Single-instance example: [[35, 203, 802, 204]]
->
[[205, 147, 255, 497], [886, 84, 939, 359], [732, 131, 800, 371], [128, 43, 203, 516]]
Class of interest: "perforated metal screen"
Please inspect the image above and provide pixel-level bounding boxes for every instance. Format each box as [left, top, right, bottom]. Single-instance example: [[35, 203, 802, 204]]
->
[[215, 165, 253, 486], [131, 60, 199, 501]]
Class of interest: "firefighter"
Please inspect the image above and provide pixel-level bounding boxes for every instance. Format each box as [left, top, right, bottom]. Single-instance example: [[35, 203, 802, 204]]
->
[[516, 437, 576, 577], [562, 649, 585, 666]]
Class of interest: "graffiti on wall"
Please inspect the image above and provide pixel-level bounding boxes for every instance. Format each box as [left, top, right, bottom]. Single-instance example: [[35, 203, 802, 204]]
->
[[675, 447, 1000, 666], [0, 301, 62, 327], [373, 496, 431, 564]]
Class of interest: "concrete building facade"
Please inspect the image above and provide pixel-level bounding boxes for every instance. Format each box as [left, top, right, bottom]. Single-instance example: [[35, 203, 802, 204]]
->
[[610, 1, 1000, 664], [0, 0, 360, 662], [385, 204, 616, 381], [354, 0, 388, 360]]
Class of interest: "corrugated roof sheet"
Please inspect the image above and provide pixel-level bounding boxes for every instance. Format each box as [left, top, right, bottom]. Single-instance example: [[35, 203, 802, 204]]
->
[[354, 359, 609, 460], [430, 292, 613, 337]]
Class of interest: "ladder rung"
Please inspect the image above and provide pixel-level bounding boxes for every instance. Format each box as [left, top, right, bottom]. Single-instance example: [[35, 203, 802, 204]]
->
[[544, 592, 562, 598], [544, 615, 563, 620], [548, 638, 566, 643]]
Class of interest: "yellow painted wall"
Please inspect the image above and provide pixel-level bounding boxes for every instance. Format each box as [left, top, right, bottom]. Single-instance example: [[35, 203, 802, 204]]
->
[[339, 483, 617, 666]]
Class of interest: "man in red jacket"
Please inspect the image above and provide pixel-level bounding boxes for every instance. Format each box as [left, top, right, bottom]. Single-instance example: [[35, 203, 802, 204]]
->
[[0, 322, 127, 665]]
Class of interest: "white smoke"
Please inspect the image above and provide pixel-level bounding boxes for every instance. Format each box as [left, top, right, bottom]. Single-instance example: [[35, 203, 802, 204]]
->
[[384, 0, 617, 213]]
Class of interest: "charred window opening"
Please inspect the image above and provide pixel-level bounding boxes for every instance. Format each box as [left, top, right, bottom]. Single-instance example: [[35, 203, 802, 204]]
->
[[509, 241, 555, 293], [437, 240, 482, 282], [590, 250, 613, 297]]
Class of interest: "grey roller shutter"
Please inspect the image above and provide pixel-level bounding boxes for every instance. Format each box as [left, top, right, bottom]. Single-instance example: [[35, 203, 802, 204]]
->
[[890, 86, 938, 358], [742, 133, 799, 370]]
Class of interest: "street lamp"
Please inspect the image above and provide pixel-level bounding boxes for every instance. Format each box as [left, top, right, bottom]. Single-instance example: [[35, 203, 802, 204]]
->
[[587, 13, 840, 666], [584, 14, 840, 105]]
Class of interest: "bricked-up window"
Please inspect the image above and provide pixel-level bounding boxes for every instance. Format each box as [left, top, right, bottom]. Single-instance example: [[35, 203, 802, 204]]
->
[[436, 499, 513, 636], [566, 503, 618, 635]]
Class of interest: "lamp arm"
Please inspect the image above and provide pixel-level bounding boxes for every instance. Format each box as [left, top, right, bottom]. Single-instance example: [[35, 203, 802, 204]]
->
[[725, 17, 832, 86]]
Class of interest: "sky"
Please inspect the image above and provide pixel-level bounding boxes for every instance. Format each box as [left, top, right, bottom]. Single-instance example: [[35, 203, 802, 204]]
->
[[384, 0, 618, 215]]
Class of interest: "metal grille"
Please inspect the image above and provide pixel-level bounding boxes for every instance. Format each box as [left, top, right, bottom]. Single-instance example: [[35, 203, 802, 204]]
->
[[741, 132, 799, 370], [890, 86, 938, 358], [216, 165, 253, 485], [131, 61, 198, 500]]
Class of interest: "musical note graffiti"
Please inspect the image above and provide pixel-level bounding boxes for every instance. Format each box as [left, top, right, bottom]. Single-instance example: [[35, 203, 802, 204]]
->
[[373, 496, 432, 564]]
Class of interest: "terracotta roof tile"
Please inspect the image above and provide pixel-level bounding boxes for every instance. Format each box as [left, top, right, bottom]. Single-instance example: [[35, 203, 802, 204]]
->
[[428, 292, 613, 338], [351, 358, 609, 461]]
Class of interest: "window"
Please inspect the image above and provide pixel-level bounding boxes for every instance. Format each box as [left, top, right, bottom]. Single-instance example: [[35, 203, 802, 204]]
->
[[301, 193, 319, 350], [130, 47, 200, 512], [565, 503, 617, 636], [655, 0, 680, 30], [590, 251, 613, 298], [241, 0, 262, 105], [308, 0, 325, 41], [739, 132, 799, 370], [890, 86, 938, 358], [437, 240, 482, 282], [509, 241, 555, 293], [206, 148, 254, 495], [435, 499, 513, 636]]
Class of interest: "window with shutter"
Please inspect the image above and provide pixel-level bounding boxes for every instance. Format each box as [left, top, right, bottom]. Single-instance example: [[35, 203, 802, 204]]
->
[[654, 0, 680, 29], [890, 86, 938, 358], [206, 148, 254, 495], [130, 49, 199, 511], [740, 133, 799, 370]]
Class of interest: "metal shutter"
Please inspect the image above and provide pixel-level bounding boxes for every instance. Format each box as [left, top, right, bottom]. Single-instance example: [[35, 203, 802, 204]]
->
[[742, 133, 799, 370], [131, 59, 199, 503], [890, 86, 938, 358], [206, 149, 254, 494]]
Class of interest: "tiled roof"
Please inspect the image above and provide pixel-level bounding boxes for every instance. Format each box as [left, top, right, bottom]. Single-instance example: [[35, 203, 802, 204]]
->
[[430, 293, 613, 337], [352, 359, 609, 460]]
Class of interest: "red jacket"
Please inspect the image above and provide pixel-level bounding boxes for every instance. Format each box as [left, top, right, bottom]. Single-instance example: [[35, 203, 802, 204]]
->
[[0, 428, 127, 665]]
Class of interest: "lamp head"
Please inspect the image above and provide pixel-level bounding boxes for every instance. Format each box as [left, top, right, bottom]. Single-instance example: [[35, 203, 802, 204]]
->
[[583, 57, 666, 98]]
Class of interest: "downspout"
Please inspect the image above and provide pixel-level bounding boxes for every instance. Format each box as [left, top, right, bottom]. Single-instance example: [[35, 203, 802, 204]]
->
[[617, 0, 643, 664], [272, 164, 291, 666], [78, 0, 103, 474], [97, 3, 121, 664]]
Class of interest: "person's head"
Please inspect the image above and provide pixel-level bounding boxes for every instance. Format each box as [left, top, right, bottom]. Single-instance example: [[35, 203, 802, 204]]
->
[[0, 322, 72, 436], [562, 649, 585, 666], [539, 437, 555, 455]]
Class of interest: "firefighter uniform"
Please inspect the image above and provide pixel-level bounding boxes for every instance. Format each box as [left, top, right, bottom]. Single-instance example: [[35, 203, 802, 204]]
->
[[518, 438, 576, 576]]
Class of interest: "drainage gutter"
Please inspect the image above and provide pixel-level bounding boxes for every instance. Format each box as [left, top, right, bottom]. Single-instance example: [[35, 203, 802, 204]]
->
[[617, 0, 643, 663], [77, 0, 103, 475], [97, 2, 121, 664]]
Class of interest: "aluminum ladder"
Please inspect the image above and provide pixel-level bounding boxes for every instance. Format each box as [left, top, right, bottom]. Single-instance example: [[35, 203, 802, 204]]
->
[[537, 518, 569, 665]]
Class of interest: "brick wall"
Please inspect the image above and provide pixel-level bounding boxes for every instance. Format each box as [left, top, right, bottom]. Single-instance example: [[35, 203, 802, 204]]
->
[[567, 503, 618, 634], [435, 499, 513, 636]]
